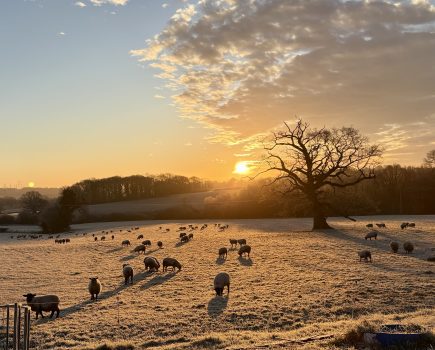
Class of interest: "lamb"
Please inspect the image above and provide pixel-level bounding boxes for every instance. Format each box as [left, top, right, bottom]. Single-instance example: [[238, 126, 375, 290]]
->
[[157, 241, 163, 248], [238, 245, 251, 257], [133, 244, 146, 254], [23, 293, 60, 319], [142, 240, 151, 247], [100, 236, 105, 241], [229, 239, 237, 248], [358, 250, 372, 262], [403, 242, 414, 254], [162, 257, 182, 272], [122, 264, 134, 285], [137, 234, 144, 240], [88, 277, 102, 300], [375, 223, 386, 228], [237, 239, 247, 246], [365, 231, 378, 240], [213, 272, 230, 296], [390, 241, 399, 253], [144, 257, 160, 271], [218, 247, 228, 259], [122, 240, 131, 246], [188, 233, 193, 240], [179, 232, 187, 238], [181, 235, 189, 243], [401, 222, 409, 230]]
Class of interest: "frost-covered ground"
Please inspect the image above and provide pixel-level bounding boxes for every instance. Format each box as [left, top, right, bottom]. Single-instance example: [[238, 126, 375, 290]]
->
[[0, 216, 434, 349]]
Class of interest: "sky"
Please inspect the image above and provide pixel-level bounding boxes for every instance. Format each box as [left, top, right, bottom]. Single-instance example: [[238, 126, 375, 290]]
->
[[1, 0, 435, 187]]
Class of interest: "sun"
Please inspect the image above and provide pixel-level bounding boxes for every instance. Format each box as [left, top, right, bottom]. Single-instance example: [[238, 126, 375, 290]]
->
[[234, 161, 250, 175], [28, 182, 35, 188]]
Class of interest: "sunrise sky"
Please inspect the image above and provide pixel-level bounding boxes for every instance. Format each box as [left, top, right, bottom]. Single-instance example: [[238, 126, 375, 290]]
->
[[1, 0, 435, 187]]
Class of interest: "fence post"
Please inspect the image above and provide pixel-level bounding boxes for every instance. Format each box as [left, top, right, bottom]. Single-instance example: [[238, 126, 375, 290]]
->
[[23, 307, 30, 350], [6, 305, 10, 349], [13, 303, 18, 350]]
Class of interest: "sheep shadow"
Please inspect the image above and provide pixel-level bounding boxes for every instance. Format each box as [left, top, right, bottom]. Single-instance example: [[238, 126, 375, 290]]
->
[[216, 257, 226, 265], [145, 248, 159, 255], [175, 241, 189, 248], [140, 272, 176, 290], [106, 247, 123, 253], [207, 296, 229, 318], [120, 254, 136, 262], [238, 256, 253, 266]]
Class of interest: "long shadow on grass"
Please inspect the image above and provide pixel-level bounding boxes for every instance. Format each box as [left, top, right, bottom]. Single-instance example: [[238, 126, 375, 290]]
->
[[140, 272, 177, 290], [238, 256, 253, 266], [207, 296, 228, 318], [120, 254, 136, 262], [216, 257, 226, 265], [175, 241, 189, 248], [145, 248, 159, 255], [106, 247, 123, 254]]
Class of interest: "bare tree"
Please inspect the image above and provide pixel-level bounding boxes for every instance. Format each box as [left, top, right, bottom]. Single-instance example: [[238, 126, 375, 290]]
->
[[259, 120, 382, 230], [20, 191, 48, 215], [423, 149, 435, 168]]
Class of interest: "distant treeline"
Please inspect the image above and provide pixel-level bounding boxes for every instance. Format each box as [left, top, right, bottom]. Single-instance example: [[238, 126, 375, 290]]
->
[[69, 174, 212, 204]]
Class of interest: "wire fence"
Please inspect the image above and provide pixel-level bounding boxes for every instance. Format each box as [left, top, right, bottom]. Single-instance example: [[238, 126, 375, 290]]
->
[[0, 304, 30, 350]]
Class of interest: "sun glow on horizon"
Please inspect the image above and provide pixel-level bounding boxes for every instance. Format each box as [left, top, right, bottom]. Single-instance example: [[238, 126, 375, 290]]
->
[[28, 182, 35, 188], [233, 161, 250, 175]]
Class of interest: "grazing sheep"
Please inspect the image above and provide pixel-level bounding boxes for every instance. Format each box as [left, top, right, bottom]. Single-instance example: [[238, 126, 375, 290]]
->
[[111, 235, 115, 240], [122, 264, 134, 285], [133, 244, 146, 254], [390, 241, 399, 253], [401, 222, 409, 230], [122, 240, 131, 247], [142, 240, 151, 247], [403, 242, 414, 254], [23, 293, 60, 319], [229, 239, 238, 248], [157, 241, 163, 248], [88, 277, 102, 301], [237, 239, 247, 246], [238, 245, 251, 257], [181, 235, 189, 243], [358, 250, 372, 262], [162, 257, 182, 272], [375, 223, 386, 228], [365, 231, 378, 240], [188, 233, 193, 240], [408, 223, 416, 227], [94, 237, 98, 242], [218, 247, 228, 259], [366, 223, 373, 228], [214, 272, 230, 296], [166, 228, 170, 232], [137, 234, 144, 240], [179, 232, 187, 238], [101, 236, 105, 241], [144, 257, 160, 271], [65, 238, 70, 243]]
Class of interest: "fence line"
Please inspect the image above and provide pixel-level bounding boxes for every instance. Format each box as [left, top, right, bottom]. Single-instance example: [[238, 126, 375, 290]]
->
[[0, 304, 30, 350]]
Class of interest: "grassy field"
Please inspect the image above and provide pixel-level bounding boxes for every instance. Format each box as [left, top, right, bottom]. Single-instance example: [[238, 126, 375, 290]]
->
[[0, 216, 434, 349]]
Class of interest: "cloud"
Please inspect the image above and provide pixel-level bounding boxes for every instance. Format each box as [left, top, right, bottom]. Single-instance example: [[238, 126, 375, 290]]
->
[[75, 1, 86, 7], [57, 32, 66, 36], [133, 0, 435, 164], [90, 0, 129, 6], [162, 3, 169, 8]]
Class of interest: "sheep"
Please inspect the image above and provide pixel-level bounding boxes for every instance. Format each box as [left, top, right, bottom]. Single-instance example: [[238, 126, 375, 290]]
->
[[366, 224, 373, 228], [390, 241, 399, 253], [137, 234, 144, 240], [101, 236, 105, 241], [111, 235, 115, 240], [94, 237, 98, 242], [214, 272, 230, 296], [65, 238, 70, 243], [144, 257, 160, 271], [179, 232, 187, 238], [142, 240, 151, 247], [408, 223, 416, 227], [157, 241, 163, 248], [218, 247, 228, 259], [365, 231, 378, 240], [122, 264, 134, 285], [166, 228, 170, 232], [237, 239, 247, 246], [122, 240, 131, 247], [358, 250, 372, 262], [88, 277, 102, 301], [229, 239, 237, 248], [375, 223, 386, 228], [133, 244, 146, 254], [23, 293, 60, 319], [401, 222, 409, 230], [162, 257, 182, 272], [181, 235, 189, 243], [403, 242, 414, 254], [238, 245, 251, 257], [188, 233, 194, 240]]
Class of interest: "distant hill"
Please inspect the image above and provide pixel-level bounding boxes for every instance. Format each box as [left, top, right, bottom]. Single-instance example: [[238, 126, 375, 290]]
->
[[0, 187, 60, 199]]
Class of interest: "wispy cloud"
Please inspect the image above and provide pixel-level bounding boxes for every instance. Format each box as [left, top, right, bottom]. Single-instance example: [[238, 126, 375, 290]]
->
[[132, 0, 435, 164], [90, 0, 129, 6], [74, 1, 87, 7]]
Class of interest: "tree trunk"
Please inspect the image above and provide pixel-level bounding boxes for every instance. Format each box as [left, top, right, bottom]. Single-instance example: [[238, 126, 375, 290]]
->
[[311, 199, 332, 230]]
